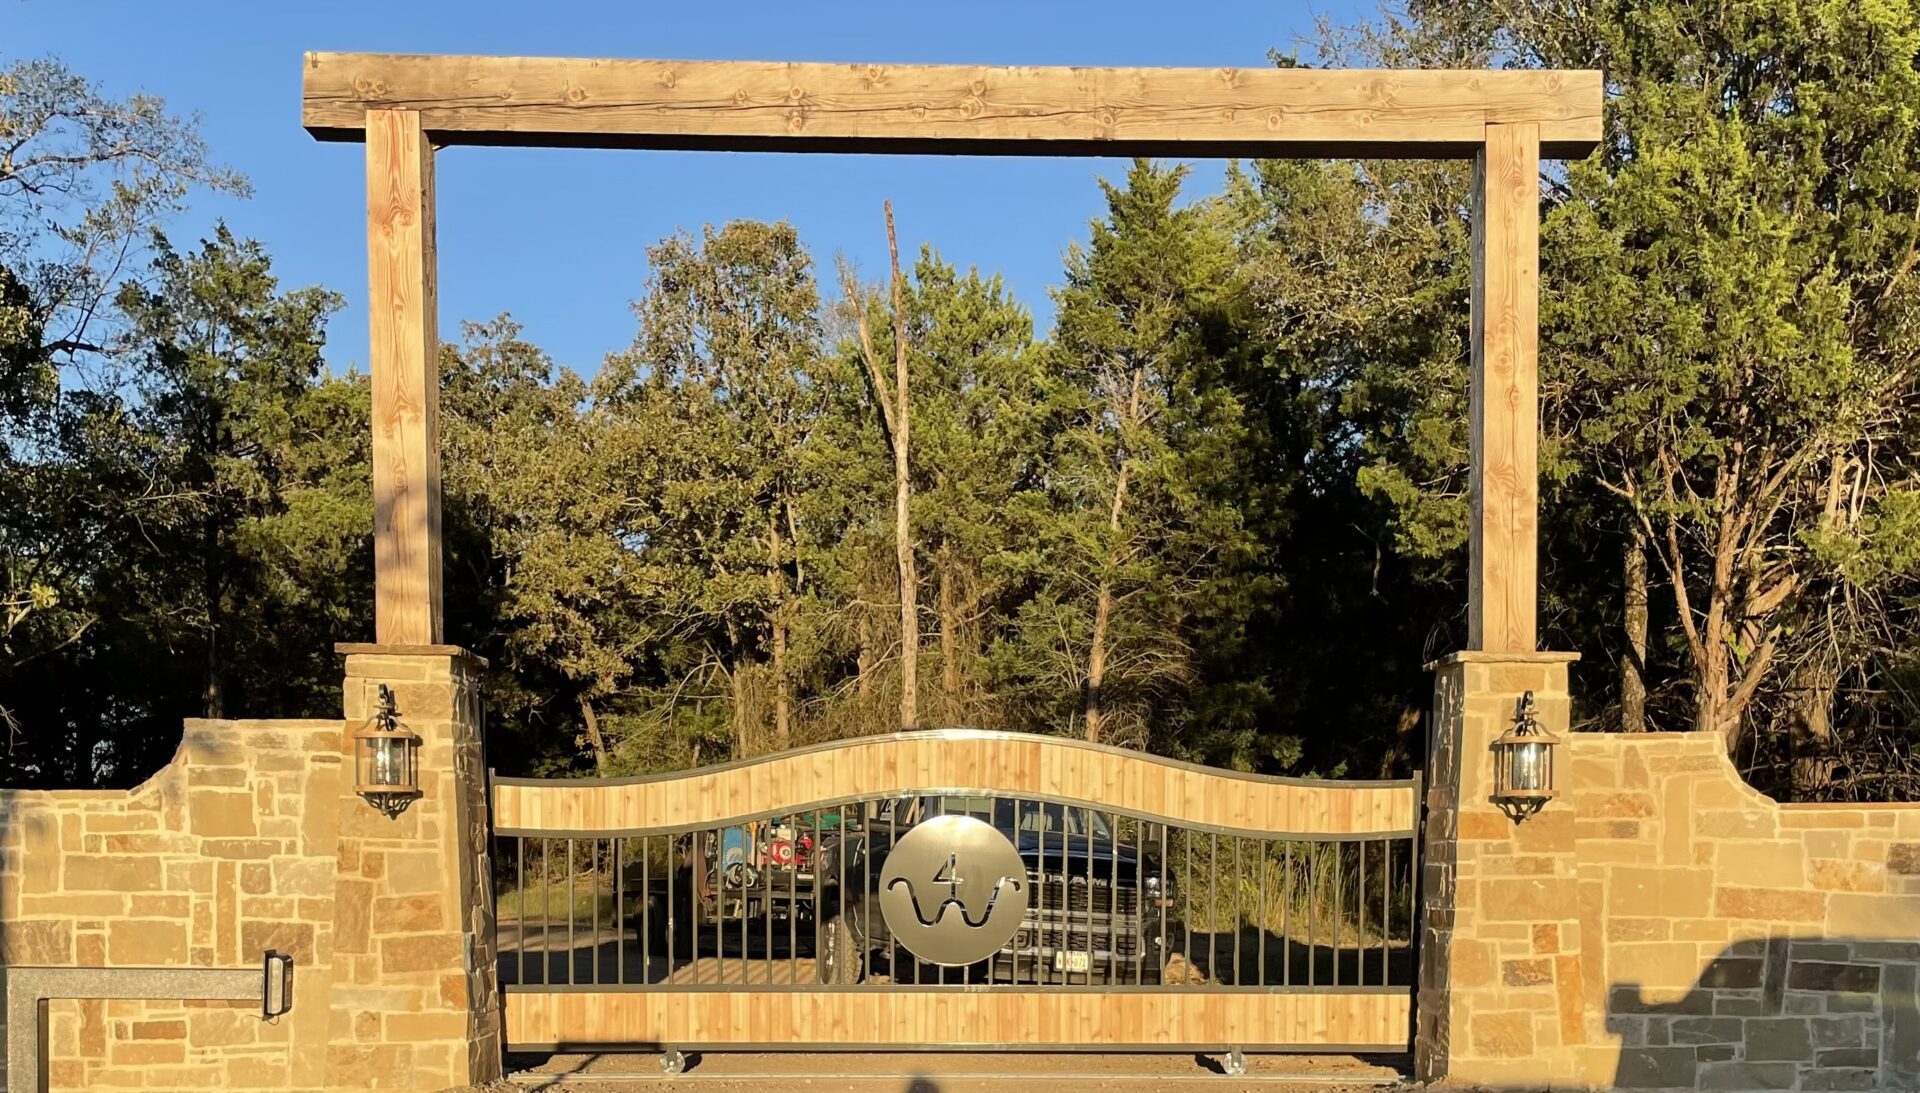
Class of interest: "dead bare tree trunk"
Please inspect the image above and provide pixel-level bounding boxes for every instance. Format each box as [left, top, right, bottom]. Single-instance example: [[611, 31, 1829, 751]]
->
[[841, 205, 920, 731], [579, 694, 610, 775], [768, 513, 792, 750], [938, 551, 963, 722], [885, 202, 919, 731], [1085, 369, 1143, 745], [856, 609, 876, 698], [1621, 521, 1649, 732]]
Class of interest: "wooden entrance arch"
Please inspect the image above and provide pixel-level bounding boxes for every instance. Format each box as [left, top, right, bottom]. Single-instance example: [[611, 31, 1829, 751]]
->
[[301, 52, 1601, 654]]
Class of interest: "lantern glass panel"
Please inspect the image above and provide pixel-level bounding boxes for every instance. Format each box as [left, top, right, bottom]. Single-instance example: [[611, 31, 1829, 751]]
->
[[371, 736, 407, 787], [1511, 740, 1548, 791]]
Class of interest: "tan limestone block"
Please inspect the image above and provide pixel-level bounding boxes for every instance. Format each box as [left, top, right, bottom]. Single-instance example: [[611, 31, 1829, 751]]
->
[[200, 837, 285, 860], [1698, 810, 1777, 839], [187, 1007, 262, 1047], [1780, 809, 1866, 829], [1827, 890, 1920, 936], [1570, 758, 1618, 791], [1606, 917, 1670, 942], [1552, 954, 1585, 1046], [242, 918, 318, 963], [107, 918, 188, 963], [1608, 866, 1711, 917], [1713, 886, 1826, 922], [1502, 957, 1554, 986], [1452, 937, 1499, 988], [1809, 858, 1885, 893], [1711, 840, 1805, 886], [385, 1009, 470, 1041], [1458, 811, 1513, 841], [108, 1038, 188, 1065], [325, 1043, 413, 1089], [272, 857, 333, 897], [241, 862, 273, 894], [378, 933, 462, 974], [1608, 941, 1703, 999], [3, 917, 74, 962], [1469, 1010, 1536, 1058], [372, 893, 446, 932], [224, 1054, 290, 1088], [1671, 918, 1730, 942], [129, 893, 191, 918], [65, 855, 164, 892], [22, 892, 126, 917], [1481, 876, 1580, 922]]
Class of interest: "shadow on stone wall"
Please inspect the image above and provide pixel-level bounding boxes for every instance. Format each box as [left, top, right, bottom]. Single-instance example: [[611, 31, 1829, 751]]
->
[[1606, 936, 1919, 1091]]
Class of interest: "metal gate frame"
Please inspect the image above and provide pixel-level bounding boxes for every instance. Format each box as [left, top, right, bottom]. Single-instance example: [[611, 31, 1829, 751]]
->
[[488, 729, 1421, 1056]]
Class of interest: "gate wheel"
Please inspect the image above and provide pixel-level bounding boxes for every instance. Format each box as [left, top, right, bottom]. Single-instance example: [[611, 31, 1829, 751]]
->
[[1222, 1048, 1247, 1077], [659, 1049, 687, 1075]]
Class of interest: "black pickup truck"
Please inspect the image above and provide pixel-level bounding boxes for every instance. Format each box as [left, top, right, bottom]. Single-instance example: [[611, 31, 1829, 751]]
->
[[814, 795, 1173, 985]]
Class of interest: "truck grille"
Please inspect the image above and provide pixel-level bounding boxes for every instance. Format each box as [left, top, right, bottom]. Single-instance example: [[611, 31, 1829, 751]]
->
[[1031, 874, 1138, 916]]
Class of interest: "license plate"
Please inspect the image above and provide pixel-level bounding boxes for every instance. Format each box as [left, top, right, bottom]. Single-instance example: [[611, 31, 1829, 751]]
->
[[1053, 951, 1091, 973]]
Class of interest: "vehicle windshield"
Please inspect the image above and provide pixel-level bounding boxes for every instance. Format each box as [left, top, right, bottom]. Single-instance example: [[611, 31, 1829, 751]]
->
[[931, 796, 1111, 839]]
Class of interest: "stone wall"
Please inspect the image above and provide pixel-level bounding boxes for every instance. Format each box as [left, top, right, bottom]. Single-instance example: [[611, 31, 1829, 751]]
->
[[1423, 648, 1920, 1092], [0, 719, 342, 1090], [0, 645, 498, 1092], [1569, 732, 1920, 1091]]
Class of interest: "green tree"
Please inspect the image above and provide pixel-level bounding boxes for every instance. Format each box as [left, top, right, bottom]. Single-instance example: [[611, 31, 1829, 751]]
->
[[2, 57, 245, 754], [5, 228, 360, 785], [1313, 1, 1920, 785], [114, 226, 348, 718], [601, 221, 825, 756], [1003, 160, 1252, 747]]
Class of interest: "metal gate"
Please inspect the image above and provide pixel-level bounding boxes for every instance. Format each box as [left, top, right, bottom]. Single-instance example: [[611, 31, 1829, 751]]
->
[[489, 730, 1420, 1055]]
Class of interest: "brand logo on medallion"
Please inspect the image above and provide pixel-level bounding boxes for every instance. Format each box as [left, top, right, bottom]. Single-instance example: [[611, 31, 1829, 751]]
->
[[878, 814, 1029, 966]]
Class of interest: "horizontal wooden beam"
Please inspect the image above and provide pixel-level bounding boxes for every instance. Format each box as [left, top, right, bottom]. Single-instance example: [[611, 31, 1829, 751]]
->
[[490, 729, 1419, 836], [303, 53, 1603, 159], [505, 990, 1413, 1051]]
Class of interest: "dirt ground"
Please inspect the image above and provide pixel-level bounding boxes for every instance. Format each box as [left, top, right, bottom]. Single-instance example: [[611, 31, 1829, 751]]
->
[[496, 1050, 1413, 1091]]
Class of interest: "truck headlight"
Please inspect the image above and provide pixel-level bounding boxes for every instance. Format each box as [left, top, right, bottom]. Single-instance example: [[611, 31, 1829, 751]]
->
[[1144, 870, 1173, 907]]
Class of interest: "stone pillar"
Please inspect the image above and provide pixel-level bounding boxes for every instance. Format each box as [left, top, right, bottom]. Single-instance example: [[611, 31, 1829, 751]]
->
[[1416, 651, 1601, 1088], [327, 644, 500, 1090]]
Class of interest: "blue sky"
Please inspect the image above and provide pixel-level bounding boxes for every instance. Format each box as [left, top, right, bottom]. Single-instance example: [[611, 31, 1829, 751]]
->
[[13, 0, 1369, 375]]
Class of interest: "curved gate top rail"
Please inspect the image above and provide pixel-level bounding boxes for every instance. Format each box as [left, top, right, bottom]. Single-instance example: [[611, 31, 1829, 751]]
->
[[491, 728, 1418, 837]]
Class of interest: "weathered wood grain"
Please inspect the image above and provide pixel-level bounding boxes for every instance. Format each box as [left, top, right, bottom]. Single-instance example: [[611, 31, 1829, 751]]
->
[[366, 109, 443, 644], [305, 54, 1604, 159], [490, 730, 1417, 836], [503, 989, 1411, 1050], [1468, 122, 1540, 653]]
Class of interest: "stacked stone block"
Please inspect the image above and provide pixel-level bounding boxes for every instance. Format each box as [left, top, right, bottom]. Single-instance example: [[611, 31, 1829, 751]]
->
[[329, 644, 500, 1090], [1418, 651, 1591, 1088]]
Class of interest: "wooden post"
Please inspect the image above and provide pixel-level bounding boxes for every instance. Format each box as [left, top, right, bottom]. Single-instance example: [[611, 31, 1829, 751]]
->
[[366, 109, 443, 644], [1468, 121, 1540, 653]]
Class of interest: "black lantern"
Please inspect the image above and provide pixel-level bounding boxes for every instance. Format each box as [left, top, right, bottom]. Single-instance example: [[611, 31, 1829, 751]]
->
[[1491, 690, 1559, 823], [353, 684, 420, 819]]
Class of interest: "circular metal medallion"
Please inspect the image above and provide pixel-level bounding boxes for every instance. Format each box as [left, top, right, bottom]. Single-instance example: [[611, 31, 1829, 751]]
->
[[878, 814, 1029, 966]]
